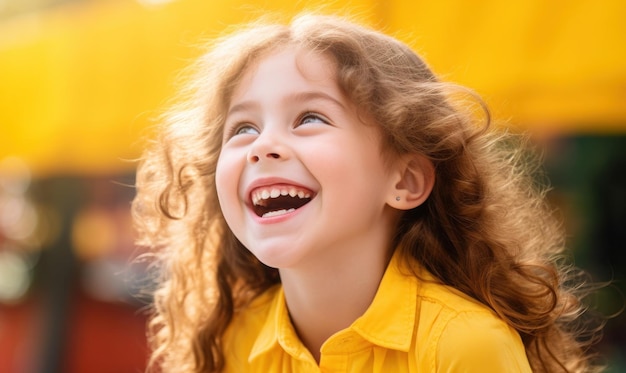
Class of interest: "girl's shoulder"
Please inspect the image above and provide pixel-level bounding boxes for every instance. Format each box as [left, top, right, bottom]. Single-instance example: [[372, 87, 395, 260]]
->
[[415, 269, 515, 335], [413, 272, 531, 372], [418, 275, 493, 315]]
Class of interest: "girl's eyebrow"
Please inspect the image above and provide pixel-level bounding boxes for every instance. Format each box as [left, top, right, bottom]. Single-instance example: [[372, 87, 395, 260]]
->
[[227, 90, 346, 117], [227, 101, 259, 117], [289, 91, 346, 109]]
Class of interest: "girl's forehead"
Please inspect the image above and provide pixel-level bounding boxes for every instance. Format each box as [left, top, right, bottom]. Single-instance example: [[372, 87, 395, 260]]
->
[[229, 47, 340, 103], [244, 47, 336, 82]]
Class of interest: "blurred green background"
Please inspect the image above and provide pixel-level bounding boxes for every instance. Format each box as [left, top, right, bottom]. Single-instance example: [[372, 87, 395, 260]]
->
[[0, 0, 624, 372]]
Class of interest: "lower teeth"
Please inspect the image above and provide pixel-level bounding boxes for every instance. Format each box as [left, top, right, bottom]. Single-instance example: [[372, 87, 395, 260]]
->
[[262, 208, 296, 218]]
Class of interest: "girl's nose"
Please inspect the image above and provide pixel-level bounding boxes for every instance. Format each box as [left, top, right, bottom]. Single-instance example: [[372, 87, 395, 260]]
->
[[247, 151, 281, 163], [246, 134, 290, 164]]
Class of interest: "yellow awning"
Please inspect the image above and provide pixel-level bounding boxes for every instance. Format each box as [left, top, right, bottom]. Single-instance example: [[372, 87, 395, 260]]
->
[[1, 0, 624, 176]]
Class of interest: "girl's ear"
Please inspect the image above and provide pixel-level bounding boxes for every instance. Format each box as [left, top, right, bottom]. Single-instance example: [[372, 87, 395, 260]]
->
[[387, 154, 435, 210]]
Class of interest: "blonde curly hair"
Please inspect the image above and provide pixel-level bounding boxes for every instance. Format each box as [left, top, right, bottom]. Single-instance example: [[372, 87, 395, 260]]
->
[[133, 13, 601, 373]]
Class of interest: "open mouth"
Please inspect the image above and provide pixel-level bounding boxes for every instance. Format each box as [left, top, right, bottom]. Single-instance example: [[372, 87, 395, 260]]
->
[[251, 186, 313, 218]]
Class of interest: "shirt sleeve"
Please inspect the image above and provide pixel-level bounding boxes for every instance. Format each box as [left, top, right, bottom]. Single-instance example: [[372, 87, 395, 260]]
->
[[435, 310, 532, 373]]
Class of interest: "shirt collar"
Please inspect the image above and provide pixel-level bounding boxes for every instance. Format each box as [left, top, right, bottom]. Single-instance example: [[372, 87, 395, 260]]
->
[[351, 249, 417, 351], [249, 287, 311, 363], [249, 249, 418, 362]]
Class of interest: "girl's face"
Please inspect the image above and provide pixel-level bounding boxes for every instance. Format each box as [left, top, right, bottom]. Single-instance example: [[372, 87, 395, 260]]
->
[[215, 48, 400, 269]]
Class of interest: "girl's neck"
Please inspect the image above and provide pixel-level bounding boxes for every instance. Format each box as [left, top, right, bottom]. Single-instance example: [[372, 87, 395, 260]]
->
[[279, 245, 392, 363]]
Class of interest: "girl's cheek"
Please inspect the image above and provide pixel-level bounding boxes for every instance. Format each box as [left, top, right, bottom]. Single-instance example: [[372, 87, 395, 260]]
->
[[214, 159, 229, 196], [215, 152, 241, 200]]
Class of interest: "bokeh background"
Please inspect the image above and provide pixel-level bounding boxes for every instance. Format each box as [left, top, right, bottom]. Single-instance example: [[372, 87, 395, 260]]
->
[[0, 0, 624, 372]]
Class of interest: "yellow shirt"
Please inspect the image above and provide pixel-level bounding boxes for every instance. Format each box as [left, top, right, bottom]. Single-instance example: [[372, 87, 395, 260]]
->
[[223, 252, 532, 372]]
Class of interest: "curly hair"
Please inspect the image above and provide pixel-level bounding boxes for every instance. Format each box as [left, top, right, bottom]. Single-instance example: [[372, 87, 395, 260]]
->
[[133, 13, 601, 373]]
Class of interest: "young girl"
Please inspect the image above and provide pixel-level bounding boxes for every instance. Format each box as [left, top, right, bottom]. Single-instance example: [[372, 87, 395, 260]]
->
[[133, 14, 600, 372]]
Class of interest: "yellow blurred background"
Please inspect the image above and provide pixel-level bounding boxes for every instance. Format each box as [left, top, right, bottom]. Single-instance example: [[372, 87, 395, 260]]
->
[[0, 0, 624, 372], [1, 0, 626, 176]]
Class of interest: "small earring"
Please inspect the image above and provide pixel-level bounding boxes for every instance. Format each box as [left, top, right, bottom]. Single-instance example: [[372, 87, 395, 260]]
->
[[395, 196, 401, 201]]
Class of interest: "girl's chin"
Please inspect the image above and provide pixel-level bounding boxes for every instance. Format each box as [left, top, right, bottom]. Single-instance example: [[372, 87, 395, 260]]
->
[[247, 243, 311, 270]]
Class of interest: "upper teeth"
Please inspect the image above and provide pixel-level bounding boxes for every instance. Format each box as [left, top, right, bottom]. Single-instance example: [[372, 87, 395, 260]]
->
[[252, 187, 311, 206]]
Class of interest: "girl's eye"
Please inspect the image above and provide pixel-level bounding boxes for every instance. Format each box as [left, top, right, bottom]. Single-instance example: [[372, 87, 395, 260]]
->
[[235, 126, 259, 135], [226, 124, 259, 139], [298, 112, 329, 126]]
